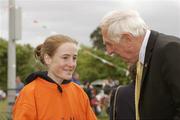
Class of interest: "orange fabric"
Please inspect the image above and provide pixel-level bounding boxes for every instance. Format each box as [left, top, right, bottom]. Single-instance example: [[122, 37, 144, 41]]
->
[[13, 77, 97, 120]]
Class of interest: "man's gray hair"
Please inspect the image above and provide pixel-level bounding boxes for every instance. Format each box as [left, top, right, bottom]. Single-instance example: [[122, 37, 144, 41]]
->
[[100, 9, 149, 42]]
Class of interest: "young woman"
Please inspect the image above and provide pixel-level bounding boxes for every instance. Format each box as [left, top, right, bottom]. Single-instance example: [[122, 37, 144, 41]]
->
[[13, 34, 97, 120]]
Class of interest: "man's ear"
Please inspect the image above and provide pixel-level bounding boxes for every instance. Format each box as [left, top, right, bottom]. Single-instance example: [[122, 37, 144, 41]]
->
[[44, 54, 51, 65], [121, 32, 134, 42], [120, 32, 136, 50]]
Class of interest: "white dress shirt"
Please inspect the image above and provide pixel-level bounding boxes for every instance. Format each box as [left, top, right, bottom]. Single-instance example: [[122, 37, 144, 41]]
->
[[139, 30, 151, 64]]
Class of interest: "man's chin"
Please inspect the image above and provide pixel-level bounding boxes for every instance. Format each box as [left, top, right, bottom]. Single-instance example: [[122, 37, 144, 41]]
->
[[123, 59, 136, 64]]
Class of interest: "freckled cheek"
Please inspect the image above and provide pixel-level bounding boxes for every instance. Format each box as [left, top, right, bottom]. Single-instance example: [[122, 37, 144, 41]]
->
[[73, 62, 77, 69], [53, 61, 64, 69], [53, 65, 62, 72]]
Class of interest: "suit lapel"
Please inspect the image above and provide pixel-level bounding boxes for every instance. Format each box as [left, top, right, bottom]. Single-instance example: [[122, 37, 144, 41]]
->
[[140, 30, 159, 89]]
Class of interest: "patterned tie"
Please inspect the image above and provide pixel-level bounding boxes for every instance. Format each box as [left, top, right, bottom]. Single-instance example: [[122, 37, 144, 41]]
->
[[135, 60, 143, 120]]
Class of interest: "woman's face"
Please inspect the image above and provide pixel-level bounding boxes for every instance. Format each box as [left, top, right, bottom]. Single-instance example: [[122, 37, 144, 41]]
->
[[46, 42, 78, 81]]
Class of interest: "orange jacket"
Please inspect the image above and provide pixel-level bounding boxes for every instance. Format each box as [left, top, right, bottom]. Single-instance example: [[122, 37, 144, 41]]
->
[[13, 77, 97, 120]]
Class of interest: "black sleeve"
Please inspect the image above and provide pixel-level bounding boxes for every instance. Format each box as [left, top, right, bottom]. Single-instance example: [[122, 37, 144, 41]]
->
[[162, 42, 180, 120]]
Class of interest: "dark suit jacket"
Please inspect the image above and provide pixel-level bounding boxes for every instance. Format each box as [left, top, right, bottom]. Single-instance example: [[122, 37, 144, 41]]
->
[[110, 81, 135, 120], [139, 30, 180, 119]]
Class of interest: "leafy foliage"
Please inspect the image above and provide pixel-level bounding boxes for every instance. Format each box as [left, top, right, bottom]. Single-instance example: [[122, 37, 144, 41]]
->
[[76, 46, 130, 84], [0, 39, 8, 90], [0, 38, 37, 90], [16, 44, 37, 82], [90, 27, 105, 51]]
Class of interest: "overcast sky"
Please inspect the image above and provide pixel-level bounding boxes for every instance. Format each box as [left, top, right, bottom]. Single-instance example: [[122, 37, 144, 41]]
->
[[0, 0, 180, 47]]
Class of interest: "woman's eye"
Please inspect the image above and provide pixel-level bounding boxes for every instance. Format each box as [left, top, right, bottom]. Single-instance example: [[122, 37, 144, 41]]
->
[[73, 57, 77, 60]]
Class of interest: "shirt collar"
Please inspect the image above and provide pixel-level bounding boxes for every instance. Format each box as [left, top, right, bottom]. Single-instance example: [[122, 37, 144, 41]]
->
[[139, 30, 151, 64]]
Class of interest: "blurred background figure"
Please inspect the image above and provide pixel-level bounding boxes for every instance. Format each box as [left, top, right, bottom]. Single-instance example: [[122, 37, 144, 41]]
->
[[71, 72, 81, 85], [15, 76, 24, 95], [0, 89, 6, 101], [83, 80, 93, 101], [90, 87, 101, 116]]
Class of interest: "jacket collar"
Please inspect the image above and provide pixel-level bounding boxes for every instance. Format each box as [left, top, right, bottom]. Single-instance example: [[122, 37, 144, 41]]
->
[[141, 30, 159, 88], [25, 71, 71, 93]]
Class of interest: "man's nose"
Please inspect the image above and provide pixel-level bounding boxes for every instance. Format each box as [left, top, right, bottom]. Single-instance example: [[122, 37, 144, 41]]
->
[[106, 47, 113, 55]]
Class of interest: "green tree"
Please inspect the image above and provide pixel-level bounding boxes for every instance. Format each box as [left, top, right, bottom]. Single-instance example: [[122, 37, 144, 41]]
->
[[0, 38, 8, 90], [0, 38, 38, 90], [76, 46, 130, 84], [90, 27, 105, 50], [16, 44, 37, 82]]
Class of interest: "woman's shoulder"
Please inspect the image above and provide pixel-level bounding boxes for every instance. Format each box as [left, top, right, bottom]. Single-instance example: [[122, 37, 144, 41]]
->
[[20, 79, 40, 95], [68, 82, 87, 95], [70, 82, 84, 90]]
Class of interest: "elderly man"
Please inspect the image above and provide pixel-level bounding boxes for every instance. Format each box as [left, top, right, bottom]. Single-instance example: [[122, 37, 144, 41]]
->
[[100, 9, 180, 120]]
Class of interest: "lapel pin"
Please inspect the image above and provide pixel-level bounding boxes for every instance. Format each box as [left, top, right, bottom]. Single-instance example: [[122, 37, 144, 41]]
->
[[145, 63, 148, 67]]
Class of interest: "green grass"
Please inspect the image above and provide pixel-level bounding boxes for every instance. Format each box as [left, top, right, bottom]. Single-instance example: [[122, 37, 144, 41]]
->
[[98, 115, 109, 120], [97, 108, 109, 120], [0, 99, 8, 120]]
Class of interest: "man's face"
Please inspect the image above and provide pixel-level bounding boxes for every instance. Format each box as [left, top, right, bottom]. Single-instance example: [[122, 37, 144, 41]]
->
[[102, 30, 139, 63]]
